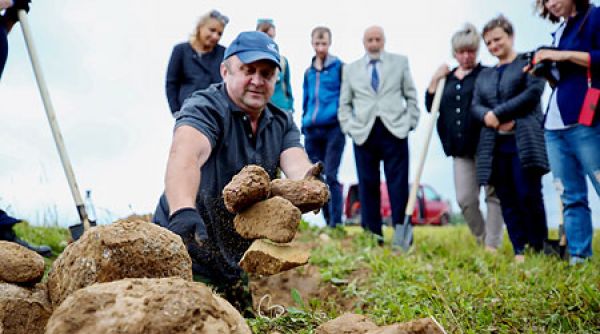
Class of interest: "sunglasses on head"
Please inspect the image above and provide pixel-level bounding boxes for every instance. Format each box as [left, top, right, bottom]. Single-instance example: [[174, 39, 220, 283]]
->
[[210, 10, 229, 25]]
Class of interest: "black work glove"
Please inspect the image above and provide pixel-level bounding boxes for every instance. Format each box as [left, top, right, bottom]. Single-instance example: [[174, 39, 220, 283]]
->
[[168, 207, 208, 244], [4, 0, 30, 24]]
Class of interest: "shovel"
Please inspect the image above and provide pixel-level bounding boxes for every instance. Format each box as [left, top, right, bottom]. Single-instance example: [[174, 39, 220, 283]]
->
[[17, 10, 93, 240], [393, 77, 446, 251]]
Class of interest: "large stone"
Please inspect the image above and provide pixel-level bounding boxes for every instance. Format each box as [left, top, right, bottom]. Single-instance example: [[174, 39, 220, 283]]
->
[[47, 218, 192, 307], [316, 313, 378, 334], [0, 240, 45, 284], [239, 239, 309, 276], [45, 278, 251, 334], [0, 283, 52, 334], [223, 165, 271, 213], [270, 179, 329, 213], [366, 318, 447, 334], [234, 196, 301, 243]]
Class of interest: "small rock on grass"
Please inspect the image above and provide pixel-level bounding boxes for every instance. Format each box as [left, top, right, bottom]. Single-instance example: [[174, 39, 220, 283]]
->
[[315, 313, 378, 334], [0, 241, 45, 284], [366, 317, 447, 334], [234, 196, 300, 243], [239, 239, 309, 276]]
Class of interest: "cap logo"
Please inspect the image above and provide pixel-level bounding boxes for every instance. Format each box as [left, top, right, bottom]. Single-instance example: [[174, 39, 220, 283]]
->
[[267, 43, 277, 52]]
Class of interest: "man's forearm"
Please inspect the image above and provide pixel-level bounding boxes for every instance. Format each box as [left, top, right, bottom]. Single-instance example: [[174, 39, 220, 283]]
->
[[165, 158, 201, 215]]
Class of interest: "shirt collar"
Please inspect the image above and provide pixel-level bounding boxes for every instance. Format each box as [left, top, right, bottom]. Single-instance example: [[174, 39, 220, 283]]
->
[[363, 52, 385, 65]]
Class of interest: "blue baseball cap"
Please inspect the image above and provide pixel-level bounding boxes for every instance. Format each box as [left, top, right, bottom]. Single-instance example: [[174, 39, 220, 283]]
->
[[224, 31, 281, 69]]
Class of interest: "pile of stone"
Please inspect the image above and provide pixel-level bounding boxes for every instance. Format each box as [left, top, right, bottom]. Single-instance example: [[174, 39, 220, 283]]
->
[[223, 164, 329, 275], [0, 241, 53, 334], [0, 218, 252, 333]]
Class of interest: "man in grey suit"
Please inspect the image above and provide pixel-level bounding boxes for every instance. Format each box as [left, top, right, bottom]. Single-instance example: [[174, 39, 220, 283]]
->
[[338, 26, 419, 250]]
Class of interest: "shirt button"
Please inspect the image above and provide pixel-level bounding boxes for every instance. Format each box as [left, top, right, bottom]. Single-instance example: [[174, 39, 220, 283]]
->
[[456, 84, 461, 90], [456, 108, 461, 113], [243, 116, 248, 121], [456, 120, 461, 125], [456, 95, 461, 101], [248, 133, 253, 138]]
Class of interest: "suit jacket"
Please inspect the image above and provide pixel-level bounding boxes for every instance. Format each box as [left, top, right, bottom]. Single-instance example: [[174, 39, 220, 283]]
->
[[165, 42, 225, 114], [338, 51, 419, 145]]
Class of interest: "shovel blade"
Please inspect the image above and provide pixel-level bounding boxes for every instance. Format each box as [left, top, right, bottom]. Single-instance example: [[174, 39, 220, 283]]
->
[[392, 218, 413, 252], [69, 220, 97, 241]]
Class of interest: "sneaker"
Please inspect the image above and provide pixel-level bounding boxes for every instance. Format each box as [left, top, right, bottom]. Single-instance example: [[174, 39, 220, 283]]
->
[[569, 256, 588, 266]]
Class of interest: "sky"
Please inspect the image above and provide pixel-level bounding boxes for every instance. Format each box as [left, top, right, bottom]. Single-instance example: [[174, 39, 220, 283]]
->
[[1, 0, 599, 228]]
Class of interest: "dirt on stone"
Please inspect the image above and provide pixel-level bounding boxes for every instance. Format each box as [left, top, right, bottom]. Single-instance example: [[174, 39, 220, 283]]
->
[[0, 282, 52, 334], [239, 239, 309, 276], [315, 313, 379, 334], [366, 318, 447, 334], [45, 277, 252, 334], [234, 196, 301, 243], [270, 179, 329, 213], [223, 165, 271, 213], [47, 218, 192, 307], [0, 241, 45, 284]]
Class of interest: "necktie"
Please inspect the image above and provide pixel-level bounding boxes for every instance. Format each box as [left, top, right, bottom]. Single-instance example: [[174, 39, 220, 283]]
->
[[370, 59, 379, 92]]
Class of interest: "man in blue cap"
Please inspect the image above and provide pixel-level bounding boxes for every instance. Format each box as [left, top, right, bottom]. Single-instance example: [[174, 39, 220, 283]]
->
[[153, 31, 316, 313]]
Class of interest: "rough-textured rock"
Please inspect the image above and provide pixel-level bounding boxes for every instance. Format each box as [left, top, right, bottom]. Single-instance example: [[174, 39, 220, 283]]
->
[[0, 283, 52, 334], [234, 196, 301, 243], [45, 278, 252, 334], [366, 318, 447, 334], [239, 239, 309, 276], [223, 165, 271, 213], [0, 241, 45, 284], [316, 313, 378, 334], [270, 179, 329, 213], [47, 218, 192, 307]]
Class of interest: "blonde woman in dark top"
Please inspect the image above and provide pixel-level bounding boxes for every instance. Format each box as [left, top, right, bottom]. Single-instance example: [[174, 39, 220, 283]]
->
[[165, 10, 229, 115], [426, 23, 504, 252]]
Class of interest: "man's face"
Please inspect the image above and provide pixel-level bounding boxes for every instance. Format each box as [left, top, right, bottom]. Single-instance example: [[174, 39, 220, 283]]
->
[[312, 33, 331, 60], [221, 56, 278, 114], [363, 27, 385, 55]]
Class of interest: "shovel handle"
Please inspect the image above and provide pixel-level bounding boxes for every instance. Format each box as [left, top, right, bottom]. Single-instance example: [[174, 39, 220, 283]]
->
[[405, 78, 446, 217], [18, 10, 91, 231]]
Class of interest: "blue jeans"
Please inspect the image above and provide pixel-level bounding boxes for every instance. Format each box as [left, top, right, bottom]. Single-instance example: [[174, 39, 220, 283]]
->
[[303, 123, 346, 227], [545, 123, 600, 258], [353, 119, 409, 237]]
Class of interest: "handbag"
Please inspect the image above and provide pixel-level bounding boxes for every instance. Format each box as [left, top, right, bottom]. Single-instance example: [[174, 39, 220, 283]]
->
[[578, 54, 599, 126]]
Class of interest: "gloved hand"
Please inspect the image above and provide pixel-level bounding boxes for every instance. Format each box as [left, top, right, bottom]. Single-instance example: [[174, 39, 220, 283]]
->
[[168, 207, 208, 244]]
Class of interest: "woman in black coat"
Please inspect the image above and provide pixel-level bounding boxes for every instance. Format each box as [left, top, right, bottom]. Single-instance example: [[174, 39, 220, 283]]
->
[[472, 15, 549, 261], [165, 10, 229, 115]]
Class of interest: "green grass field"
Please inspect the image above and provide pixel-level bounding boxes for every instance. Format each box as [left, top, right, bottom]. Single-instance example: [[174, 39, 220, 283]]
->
[[14, 221, 600, 333]]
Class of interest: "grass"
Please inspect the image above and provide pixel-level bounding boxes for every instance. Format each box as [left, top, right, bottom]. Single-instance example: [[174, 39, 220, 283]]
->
[[14, 220, 600, 333], [249, 222, 600, 333]]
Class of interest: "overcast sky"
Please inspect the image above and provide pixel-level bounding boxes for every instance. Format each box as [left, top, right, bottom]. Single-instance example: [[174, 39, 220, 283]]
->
[[1, 0, 599, 227]]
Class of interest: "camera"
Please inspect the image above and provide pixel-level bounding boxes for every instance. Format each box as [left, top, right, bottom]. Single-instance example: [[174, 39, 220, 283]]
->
[[524, 46, 558, 87]]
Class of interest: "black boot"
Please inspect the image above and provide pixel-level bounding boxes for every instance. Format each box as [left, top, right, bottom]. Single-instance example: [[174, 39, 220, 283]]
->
[[13, 236, 53, 257]]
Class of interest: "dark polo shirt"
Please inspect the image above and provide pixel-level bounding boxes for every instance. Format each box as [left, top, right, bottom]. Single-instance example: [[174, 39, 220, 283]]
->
[[155, 82, 302, 282]]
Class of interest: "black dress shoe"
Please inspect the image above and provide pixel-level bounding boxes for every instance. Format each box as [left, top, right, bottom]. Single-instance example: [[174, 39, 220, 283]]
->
[[13, 237, 53, 257]]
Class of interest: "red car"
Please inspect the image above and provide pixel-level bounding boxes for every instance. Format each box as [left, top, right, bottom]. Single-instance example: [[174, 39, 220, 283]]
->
[[344, 182, 451, 226]]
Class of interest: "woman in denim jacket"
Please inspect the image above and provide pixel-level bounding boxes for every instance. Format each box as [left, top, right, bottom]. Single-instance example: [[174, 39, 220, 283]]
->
[[531, 0, 600, 265]]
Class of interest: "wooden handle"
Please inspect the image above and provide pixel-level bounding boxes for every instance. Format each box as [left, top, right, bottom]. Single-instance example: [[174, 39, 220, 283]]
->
[[405, 78, 446, 216], [18, 10, 91, 231]]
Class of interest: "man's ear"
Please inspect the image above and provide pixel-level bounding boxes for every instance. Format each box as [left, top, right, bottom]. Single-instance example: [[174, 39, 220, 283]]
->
[[220, 62, 228, 78]]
